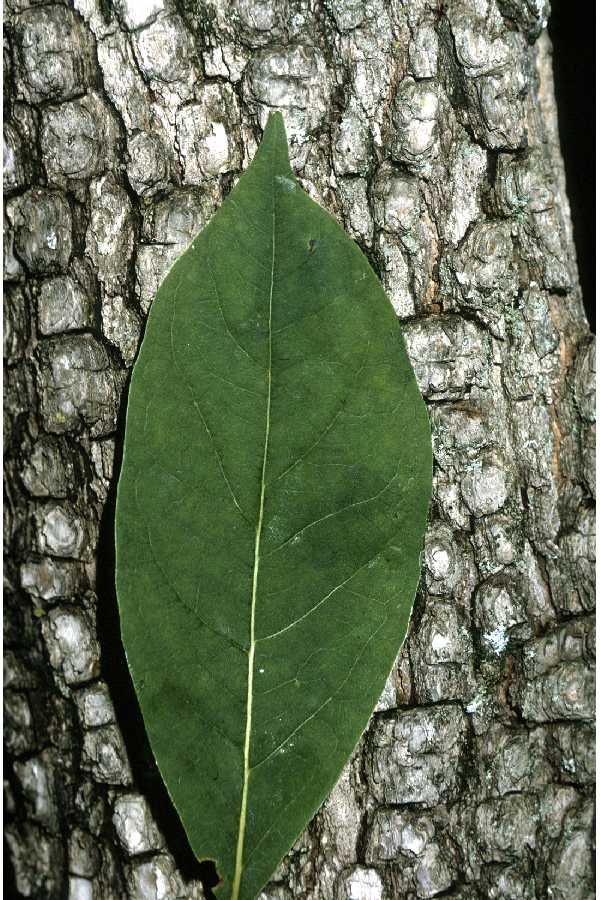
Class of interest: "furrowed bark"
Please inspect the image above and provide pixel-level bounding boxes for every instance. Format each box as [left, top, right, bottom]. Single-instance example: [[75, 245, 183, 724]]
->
[[4, 1, 595, 899]]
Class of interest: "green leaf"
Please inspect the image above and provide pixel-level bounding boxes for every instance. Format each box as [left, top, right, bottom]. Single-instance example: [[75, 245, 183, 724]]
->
[[115, 112, 432, 900]]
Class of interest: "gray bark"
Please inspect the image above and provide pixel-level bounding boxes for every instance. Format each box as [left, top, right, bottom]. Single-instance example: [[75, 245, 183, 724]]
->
[[4, 1, 595, 899]]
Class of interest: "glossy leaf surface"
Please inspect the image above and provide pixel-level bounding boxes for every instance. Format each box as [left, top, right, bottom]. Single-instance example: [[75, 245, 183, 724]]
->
[[115, 113, 432, 900]]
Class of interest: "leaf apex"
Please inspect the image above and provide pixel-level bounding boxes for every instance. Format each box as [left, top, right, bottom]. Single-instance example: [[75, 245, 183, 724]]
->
[[260, 110, 292, 177]]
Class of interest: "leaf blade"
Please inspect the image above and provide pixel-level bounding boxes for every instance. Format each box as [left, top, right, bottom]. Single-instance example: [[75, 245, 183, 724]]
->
[[115, 112, 432, 900]]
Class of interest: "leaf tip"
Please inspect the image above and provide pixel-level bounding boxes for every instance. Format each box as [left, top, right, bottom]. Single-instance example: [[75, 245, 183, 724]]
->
[[260, 110, 292, 177]]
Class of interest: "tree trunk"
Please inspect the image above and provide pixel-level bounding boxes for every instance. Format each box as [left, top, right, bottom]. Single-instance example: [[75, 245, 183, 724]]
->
[[4, 1, 595, 898]]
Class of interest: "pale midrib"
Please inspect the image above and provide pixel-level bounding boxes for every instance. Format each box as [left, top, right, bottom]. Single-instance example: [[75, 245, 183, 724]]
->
[[231, 177, 276, 900]]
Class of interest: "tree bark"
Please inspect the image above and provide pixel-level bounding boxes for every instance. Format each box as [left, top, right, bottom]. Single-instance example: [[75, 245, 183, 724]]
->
[[4, 1, 595, 898]]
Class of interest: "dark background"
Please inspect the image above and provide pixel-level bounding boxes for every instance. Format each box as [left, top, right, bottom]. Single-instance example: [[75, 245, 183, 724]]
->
[[549, 0, 595, 331]]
